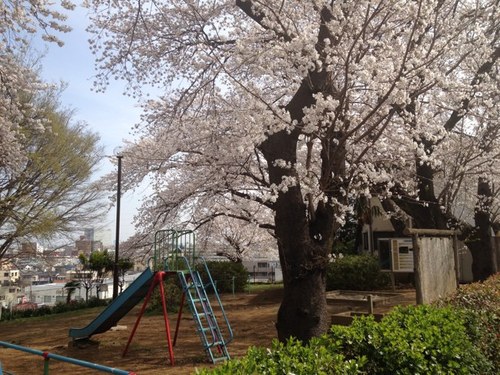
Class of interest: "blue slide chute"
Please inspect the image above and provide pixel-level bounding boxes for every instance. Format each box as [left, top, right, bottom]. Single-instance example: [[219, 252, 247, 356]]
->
[[69, 267, 154, 341]]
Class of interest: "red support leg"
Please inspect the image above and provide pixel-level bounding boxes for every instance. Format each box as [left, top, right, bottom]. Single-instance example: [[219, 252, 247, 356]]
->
[[158, 272, 175, 366], [123, 274, 159, 357], [173, 291, 186, 346], [122, 271, 176, 366]]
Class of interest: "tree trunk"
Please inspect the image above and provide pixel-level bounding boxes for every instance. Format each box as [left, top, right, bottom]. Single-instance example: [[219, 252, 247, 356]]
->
[[467, 178, 495, 281], [404, 148, 449, 229], [388, 139, 450, 230], [273, 202, 331, 342], [276, 267, 329, 342], [259, 128, 332, 342], [66, 291, 72, 304]]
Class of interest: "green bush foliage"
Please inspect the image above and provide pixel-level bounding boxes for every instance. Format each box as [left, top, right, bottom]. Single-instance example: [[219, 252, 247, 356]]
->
[[326, 254, 390, 291], [331, 305, 492, 374], [435, 273, 499, 372], [196, 261, 249, 293], [200, 303, 494, 375], [146, 277, 183, 313], [0, 298, 108, 322], [196, 337, 363, 375]]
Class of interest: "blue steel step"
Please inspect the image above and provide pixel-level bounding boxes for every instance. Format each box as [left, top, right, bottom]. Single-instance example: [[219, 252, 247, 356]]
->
[[176, 258, 232, 364]]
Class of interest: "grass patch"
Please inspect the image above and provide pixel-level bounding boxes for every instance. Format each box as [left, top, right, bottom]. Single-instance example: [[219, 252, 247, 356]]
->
[[246, 282, 283, 293]]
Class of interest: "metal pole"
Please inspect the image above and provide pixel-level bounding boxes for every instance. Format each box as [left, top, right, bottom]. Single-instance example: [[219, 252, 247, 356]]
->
[[113, 155, 123, 300], [0, 341, 134, 374]]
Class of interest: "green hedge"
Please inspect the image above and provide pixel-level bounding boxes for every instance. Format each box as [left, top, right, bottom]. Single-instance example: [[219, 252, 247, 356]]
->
[[196, 337, 363, 375], [0, 297, 108, 322], [199, 303, 494, 374], [146, 277, 183, 313], [332, 305, 492, 374], [326, 254, 390, 291], [435, 273, 499, 372], [196, 261, 249, 293]]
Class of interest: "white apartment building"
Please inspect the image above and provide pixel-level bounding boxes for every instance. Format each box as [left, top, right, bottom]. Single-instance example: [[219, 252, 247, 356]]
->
[[24, 271, 144, 306], [0, 262, 22, 308]]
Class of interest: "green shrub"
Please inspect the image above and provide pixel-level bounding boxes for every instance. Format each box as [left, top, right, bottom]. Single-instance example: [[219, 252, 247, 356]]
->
[[326, 254, 390, 291], [86, 296, 108, 308], [52, 301, 85, 314], [0, 296, 108, 322], [200, 305, 491, 374], [196, 261, 248, 293], [331, 304, 493, 374], [436, 273, 499, 372], [32, 305, 52, 317], [196, 337, 363, 375], [199, 276, 498, 375], [146, 277, 183, 313]]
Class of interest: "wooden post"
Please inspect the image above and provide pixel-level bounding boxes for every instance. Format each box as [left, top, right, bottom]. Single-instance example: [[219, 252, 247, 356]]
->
[[493, 231, 499, 274], [367, 295, 374, 314], [453, 234, 460, 287], [411, 234, 423, 305]]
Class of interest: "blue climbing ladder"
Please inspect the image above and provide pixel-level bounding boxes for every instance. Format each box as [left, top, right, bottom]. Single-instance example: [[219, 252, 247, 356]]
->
[[174, 257, 232, 363], [154, 229, 233, 364]]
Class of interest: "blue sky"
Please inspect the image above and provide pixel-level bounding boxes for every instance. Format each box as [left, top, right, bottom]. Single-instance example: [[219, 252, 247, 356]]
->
[[36, 4, 145, 245]]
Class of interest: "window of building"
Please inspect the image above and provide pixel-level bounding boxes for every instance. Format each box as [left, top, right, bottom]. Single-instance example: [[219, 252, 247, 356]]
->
[[257, 262, 268, 268], [399, 246, 409, 254]]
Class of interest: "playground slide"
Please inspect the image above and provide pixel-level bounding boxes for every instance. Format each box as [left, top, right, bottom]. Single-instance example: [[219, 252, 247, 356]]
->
[[68, 267, 154, 341]]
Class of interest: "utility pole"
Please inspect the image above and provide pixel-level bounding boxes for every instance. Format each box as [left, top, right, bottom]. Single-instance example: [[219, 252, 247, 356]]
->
[[113, 153, 123, 300]]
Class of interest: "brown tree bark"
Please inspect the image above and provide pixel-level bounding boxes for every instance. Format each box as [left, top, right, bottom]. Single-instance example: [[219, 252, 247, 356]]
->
[[387, 141, 449, 231], [467, 178, 496, 281], [259, 128, 334, 341]]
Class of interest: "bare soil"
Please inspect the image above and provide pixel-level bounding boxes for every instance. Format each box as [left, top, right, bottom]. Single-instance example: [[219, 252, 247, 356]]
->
[[0, 288, 415, 374]]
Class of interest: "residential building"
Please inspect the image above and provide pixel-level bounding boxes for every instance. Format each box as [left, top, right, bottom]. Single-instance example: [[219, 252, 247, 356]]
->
[[359, 197, 478, 282], [243, 260, 282, 283], [25, 271, 143, 306], [0, 262, 22, 308], [1, 262, 20, 286]]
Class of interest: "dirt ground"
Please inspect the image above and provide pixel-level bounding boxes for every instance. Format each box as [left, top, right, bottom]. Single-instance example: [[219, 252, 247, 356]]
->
[[0, 288, 415, 374]]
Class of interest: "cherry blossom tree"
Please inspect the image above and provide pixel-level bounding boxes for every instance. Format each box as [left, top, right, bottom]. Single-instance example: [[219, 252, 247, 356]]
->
[[385, 113, 500, 281], [1, 0, 74, 173], [379, 2, 499, 281], [196, 213, 278, 262], [88, 0, 498, 340]]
